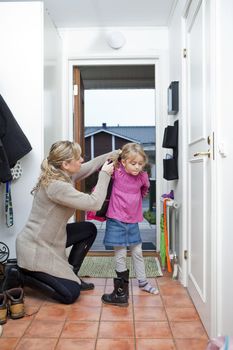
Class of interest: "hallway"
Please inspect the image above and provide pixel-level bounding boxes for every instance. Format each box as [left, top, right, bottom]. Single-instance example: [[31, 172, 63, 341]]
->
[[0, 273, 209, 350]]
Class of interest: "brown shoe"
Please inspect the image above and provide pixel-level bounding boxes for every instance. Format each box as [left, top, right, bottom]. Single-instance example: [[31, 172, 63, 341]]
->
[[6, 288, 25, 319], [0, 293, 8, 325]]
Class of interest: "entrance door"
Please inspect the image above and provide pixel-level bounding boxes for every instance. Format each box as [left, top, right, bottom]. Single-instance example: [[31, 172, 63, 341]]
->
[[185, 0, 213, 335], [73, 66, 85, 222], [72, 63, 156, 252]]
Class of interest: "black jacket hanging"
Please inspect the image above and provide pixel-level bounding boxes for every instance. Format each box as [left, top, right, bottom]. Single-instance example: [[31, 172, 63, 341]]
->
[[0, 94, 32, 183], [0, 139, 12, 183]]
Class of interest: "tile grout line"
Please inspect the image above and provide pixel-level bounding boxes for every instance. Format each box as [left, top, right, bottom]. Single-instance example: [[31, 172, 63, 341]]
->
[[17, 294, 37, 345], [54, 302, 71, 349], [157, 276, 178, 350], [131, 278, 137, 350], [94, 277, 108, 348]]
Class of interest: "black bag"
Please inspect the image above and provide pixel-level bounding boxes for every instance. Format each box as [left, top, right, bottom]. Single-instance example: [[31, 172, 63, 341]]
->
[[95, 178, 113, 217], [163, 158, 178, 180], [162, 125, 178, 148]]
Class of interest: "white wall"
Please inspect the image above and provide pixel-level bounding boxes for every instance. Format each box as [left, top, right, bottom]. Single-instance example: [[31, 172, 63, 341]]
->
[[215, 0, 233, 336], [44, 9, 63, 157], [60, 27, 168, 59], [168, 0, 187, 282], [0, 2, 44, 258], [0, 2, 63, 259]]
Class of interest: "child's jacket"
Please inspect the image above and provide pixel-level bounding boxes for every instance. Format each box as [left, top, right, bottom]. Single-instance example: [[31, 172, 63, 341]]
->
[[106, 163, 149, 223]]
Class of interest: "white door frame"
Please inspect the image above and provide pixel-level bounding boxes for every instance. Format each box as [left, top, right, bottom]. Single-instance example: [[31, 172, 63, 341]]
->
[[66, 56, 169, 251], [181, 0, 218, 336]]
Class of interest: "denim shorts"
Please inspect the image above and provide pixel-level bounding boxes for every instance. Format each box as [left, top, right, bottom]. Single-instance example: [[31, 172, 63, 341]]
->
[[103, 218, 142, 247]]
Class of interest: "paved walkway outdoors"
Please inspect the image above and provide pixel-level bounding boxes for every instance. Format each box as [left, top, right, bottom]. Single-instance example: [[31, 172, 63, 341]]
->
[[88, 198, 156, 251], [89, 218, 156, 251]]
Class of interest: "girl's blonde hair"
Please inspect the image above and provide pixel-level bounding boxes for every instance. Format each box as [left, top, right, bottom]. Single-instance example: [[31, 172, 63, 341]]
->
[[32, 140, 81, 194], [120, 142, 148, 166]]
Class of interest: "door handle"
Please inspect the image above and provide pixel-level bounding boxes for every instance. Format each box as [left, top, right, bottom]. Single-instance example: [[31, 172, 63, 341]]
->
[[193, 150, 211, 158]]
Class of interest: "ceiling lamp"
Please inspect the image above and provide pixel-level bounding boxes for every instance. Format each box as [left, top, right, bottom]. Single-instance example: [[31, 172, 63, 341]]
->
[[107, 31, 126, 49]]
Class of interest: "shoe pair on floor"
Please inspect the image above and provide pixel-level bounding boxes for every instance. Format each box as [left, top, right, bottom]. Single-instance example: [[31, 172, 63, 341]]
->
[[0, 287, 25, 325]]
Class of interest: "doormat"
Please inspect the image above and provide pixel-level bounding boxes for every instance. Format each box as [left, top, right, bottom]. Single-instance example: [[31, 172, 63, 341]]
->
[[79, 256, 163, 278]]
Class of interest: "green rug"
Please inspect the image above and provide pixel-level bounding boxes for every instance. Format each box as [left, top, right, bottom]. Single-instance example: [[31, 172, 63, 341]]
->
[[79, 256, 163, 278]]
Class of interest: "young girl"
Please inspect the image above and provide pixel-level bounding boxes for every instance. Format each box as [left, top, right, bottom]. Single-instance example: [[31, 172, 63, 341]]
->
[[102, 143, 158, 307]]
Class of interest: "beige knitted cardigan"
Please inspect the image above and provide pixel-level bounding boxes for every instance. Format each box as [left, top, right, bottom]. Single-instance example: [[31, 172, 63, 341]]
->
[[16, 153, 112, 283]]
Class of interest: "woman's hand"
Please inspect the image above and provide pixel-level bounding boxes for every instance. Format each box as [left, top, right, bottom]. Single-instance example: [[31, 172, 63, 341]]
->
[[108, 149, 122, 167], [101, 160, 114, 176], [109, 149, 122, 160]]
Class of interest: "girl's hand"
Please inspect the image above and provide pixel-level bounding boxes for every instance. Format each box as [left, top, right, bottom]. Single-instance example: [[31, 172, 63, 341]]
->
[[101, 160, 114, 176]]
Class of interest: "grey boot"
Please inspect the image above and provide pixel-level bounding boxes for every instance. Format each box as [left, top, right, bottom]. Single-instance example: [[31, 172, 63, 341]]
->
[[101, 277, 129, 307], [116, 270, 129, 297]]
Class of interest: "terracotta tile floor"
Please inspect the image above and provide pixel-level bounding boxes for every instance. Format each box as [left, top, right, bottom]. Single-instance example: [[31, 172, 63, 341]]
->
[[0, 274, 209, 350]]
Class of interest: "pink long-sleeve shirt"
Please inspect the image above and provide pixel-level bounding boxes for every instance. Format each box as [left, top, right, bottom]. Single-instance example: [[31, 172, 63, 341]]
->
[[106, 164, 150, 223]]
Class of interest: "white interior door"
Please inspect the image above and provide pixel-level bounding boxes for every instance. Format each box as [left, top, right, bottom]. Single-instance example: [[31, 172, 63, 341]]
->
[[185, 0, 213, 335]]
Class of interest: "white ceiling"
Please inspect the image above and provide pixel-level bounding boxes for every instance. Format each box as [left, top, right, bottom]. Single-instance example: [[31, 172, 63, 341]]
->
[[41, 0, 175, 89], [43, 0, 176, 28], [9, 0, 176, 89]]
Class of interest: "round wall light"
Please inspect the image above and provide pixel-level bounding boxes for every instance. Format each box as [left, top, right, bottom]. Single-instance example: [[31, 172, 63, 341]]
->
[[107, 31, 126, 49]]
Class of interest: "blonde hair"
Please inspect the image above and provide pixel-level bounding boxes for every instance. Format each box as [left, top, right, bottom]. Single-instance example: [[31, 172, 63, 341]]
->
[[31, 141, 81, 194], [120, 143, 148, 166]]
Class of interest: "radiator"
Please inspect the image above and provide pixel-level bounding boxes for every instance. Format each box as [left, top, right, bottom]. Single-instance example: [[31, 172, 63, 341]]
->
[[160, 197, 179, 260]]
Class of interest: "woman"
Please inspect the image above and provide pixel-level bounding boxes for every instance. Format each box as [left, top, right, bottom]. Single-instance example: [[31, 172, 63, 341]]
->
[[4, 141, 118, 304]]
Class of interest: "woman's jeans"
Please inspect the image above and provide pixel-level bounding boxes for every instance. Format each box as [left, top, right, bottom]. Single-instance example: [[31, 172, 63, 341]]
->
[[5, 222, 97, 304]]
